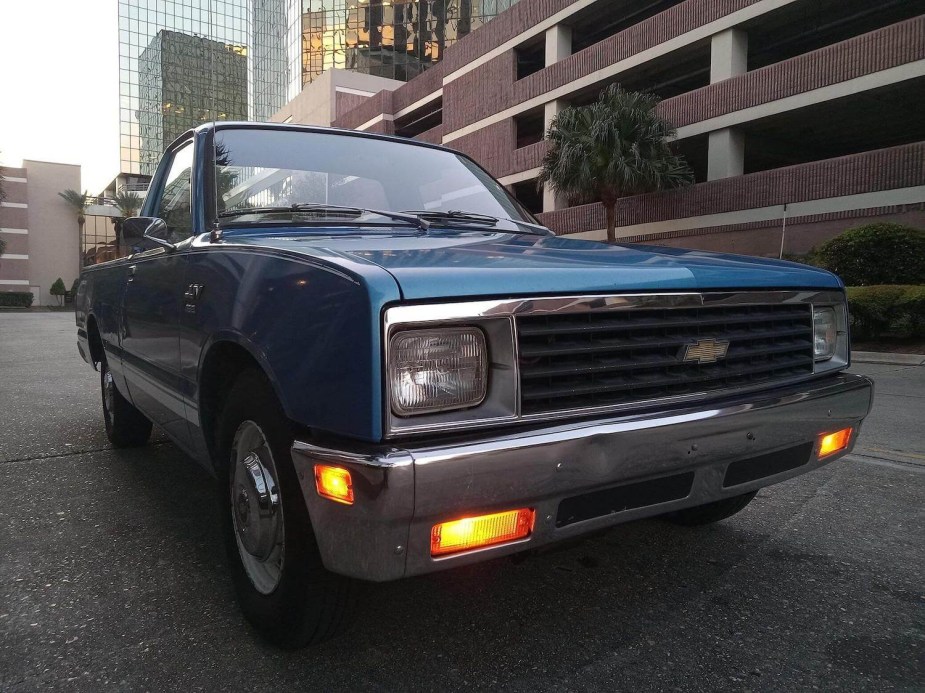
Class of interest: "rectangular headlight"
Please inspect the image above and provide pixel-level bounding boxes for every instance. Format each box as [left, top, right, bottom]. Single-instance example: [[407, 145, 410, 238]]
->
[[813, 307, 837, 361], [389, 327, 487, 416]]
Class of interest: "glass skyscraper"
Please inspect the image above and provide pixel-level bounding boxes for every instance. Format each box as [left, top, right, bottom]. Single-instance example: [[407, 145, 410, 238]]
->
[[118, 0, 252, 177], [298, 1, 520, 85], [118, 0, 518, 178]]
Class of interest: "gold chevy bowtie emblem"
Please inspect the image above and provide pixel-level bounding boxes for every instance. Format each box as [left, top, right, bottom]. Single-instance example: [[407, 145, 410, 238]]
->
[[681, 338, 730, 364]]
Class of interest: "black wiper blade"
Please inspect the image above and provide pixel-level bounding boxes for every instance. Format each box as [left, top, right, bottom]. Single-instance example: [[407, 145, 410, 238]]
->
[[402, 209, 551, 236], [218, 204, 430, 231], [402, 209, 499, 226]]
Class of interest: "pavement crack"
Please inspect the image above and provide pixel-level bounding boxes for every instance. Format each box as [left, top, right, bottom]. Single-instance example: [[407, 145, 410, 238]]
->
[[851, 448, 925, 467], [0, 441, 169, 466]]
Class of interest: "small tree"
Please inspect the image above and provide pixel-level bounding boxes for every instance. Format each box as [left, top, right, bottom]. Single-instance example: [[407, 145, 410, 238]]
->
[[540, 85, 692, 242], [50, 277, 67, 306]]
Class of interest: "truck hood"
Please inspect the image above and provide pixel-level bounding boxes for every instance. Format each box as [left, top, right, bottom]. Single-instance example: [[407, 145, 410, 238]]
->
[[227, 230, 842, 300]]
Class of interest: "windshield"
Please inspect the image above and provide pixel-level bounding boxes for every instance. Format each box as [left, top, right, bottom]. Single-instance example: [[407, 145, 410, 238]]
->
[[213, 128, 532, 225]]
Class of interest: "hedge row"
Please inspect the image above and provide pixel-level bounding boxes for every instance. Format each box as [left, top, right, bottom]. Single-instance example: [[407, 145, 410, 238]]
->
[[0, 291, 34, 308], [847, 285, 925, 340]]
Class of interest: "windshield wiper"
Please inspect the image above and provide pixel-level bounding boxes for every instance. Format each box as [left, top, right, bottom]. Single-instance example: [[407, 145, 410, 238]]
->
[[218, 203, 430, 232], [402, 210, 498, 225], [402, 210, 550, 235]]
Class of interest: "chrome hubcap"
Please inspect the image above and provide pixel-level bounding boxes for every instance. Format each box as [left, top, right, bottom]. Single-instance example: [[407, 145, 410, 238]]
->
[[231, 421, 284, 594], [103, 369, 115, 418]]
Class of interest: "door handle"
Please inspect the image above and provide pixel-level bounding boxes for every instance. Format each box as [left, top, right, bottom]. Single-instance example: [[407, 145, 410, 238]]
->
[[127, 265, 136, 282]]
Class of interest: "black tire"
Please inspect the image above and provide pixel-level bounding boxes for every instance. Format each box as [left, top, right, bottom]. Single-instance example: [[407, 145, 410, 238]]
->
[[101, 357, 152, 448], [663, 491, 758, 526], [216, 369, 354, 649]]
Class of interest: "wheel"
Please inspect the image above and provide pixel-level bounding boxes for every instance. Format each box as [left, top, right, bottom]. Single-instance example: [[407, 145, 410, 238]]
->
[[216, 369, 354, 648], [100, 357, 152, 448], [663, 491, 758, 526]]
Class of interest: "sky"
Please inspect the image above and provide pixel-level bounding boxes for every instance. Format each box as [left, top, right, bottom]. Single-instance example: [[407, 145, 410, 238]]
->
[[0, 0, 119, 193]]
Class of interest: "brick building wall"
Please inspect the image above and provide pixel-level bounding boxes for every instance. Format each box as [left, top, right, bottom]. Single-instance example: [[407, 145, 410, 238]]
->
[[315, 0, 925, 254]]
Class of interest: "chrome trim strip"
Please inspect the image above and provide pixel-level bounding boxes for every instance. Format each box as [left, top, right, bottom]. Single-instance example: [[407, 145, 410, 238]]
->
[[383, 290, 847, 437], [406, 374, 870, 465], [291, 441, 413, 468]]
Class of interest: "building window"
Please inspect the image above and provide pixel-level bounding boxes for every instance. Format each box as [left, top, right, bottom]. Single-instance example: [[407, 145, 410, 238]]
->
[[567, 0, 684, 54], [511, 179, 543, 215], [395, 98, 443, 138], [515, 110, 545, 149], [515, 38, 545, 80]]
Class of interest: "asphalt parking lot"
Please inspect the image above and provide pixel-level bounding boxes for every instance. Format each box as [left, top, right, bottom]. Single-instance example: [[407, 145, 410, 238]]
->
[[1, 312, 922, 691]]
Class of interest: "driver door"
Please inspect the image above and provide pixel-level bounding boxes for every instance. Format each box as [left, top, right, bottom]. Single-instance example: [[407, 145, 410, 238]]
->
[[121, 139, 194, 446]]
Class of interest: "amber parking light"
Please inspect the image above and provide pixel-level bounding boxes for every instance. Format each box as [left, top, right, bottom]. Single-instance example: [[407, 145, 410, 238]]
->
[[314, 464, 354, 504], [431, 508, 534, 556], [818, 427, 853, 458]]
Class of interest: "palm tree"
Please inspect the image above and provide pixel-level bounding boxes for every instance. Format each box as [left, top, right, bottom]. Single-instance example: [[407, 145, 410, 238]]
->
[[539, 85, 693, 243], [110, 190, 144, 254], [113, 190, 143, 218], [59, 189, 90, 266]]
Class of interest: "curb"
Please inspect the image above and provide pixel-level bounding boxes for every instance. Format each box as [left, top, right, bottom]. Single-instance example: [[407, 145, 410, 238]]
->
[[852, 351, 925, 366]]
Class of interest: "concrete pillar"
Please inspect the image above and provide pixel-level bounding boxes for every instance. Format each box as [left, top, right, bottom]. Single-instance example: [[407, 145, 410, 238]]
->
[[710, 28, 748, 83], [707, 128, 745, 180], [545, 24, 572, 66], [543, 99, 569, 212]]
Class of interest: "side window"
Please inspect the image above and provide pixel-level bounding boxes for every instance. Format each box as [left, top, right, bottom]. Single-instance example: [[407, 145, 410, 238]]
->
[[156, 141, 194, 243]]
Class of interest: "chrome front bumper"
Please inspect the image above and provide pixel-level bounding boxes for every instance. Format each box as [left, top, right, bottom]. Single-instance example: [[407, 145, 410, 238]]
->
[[291, 373, 873, 582]]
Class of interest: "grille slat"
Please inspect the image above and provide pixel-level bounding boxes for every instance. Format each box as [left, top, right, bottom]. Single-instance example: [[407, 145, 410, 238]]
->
[[519, 325, 812, 359], [517, 307, 811, 337], [517, 302, 814, 415]]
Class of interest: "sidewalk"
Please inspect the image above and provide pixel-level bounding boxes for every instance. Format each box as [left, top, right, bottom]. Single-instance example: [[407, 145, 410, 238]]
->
[[852, 351, 925, 366]]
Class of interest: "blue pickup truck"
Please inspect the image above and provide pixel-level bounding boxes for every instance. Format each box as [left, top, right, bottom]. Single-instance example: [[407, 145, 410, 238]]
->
[[76, 122, 873, 647]]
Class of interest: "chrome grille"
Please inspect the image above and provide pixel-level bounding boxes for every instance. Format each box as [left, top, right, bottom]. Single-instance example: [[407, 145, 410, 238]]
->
[[517, 303, 814, 415]]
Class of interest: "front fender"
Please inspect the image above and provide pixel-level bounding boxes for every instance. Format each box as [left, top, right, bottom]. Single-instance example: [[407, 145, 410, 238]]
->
[[185, 247, 401, 443]]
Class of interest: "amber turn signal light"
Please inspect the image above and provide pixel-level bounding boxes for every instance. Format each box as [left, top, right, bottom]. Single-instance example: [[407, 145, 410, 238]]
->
[[314, 464, 354, 505], [818, 427, 853, 458], [431, 508, 534, 557]]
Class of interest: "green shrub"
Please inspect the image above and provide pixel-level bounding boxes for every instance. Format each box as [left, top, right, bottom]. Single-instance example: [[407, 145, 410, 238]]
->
[[847, 285, 925, 339], [815, 223, 925, 286], [0, 291, 34, 308], [898, 285, 925, 332]]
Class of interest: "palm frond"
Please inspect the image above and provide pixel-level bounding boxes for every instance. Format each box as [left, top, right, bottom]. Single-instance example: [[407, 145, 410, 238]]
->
[[540, 84, 693, 204], [113, 190, 144, 218], [58, 189, 90, 213]]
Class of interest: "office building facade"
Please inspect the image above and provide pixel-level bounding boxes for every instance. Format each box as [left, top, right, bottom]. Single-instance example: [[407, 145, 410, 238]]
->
[[318, 0, 925, 254], [117, 0, 518, 183], [297, 0, 520, 85], [0, 161, 82, 306], [138, 30, 249, 175], [118, 0, 252, 177]]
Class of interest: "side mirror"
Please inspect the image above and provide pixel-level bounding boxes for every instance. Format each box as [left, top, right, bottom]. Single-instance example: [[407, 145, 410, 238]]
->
[[122, 217, 175, 250]]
